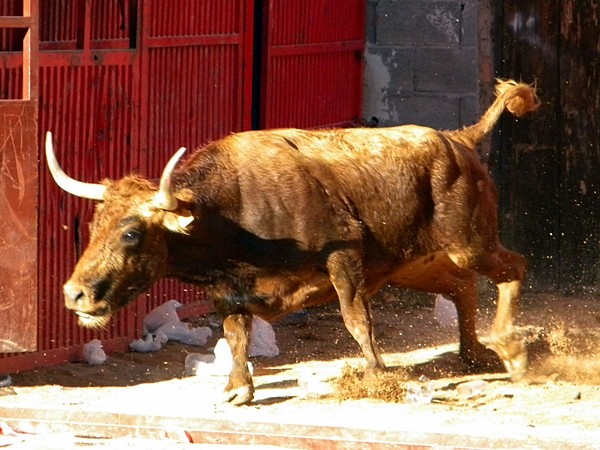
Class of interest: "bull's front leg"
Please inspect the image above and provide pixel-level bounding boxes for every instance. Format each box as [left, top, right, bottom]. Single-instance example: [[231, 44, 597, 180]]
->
[[222, 313, 254, 405]]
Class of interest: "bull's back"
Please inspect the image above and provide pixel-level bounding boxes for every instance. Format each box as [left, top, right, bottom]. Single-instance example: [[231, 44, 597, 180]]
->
[[220, 126, 447, 256]]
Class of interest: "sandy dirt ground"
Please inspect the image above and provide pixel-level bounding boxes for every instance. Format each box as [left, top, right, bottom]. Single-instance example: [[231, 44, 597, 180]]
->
[[3, 288, 600, 448]]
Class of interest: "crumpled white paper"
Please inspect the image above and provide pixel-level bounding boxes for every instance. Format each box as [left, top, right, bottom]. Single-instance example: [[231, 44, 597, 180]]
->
[[143, 299, 182, 333], [185, 338, 254, 376], [433, 294, 458, 327], [249, 316, 279, 357], [83, 339, 107, 365], [130, 300, 212, 353]]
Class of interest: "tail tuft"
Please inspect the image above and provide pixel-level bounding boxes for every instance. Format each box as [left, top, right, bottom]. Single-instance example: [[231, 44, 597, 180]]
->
[[454, 78, 540, 146], [495, 79, 540, 117]]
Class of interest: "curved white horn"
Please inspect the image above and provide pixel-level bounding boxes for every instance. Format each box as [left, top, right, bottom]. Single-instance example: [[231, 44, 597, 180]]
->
[[152, 147, 187, 211], [45, 131, 107, 201]]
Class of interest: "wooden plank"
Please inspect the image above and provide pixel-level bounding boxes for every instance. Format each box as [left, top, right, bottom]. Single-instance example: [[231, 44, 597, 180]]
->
[[557, 1, 600, 289], [22, 0, 39, 100], [0, 406, 550, 450], [0, 16, 31, 28]]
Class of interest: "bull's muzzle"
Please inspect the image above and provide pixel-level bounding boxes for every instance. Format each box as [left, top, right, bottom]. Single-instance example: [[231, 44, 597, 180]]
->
[[63, 280, 111, 328], [63, 280, 85, 308]]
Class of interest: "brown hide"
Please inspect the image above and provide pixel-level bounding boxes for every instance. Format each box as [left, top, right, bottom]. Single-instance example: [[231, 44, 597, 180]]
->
[[49, 79, 539, 405]]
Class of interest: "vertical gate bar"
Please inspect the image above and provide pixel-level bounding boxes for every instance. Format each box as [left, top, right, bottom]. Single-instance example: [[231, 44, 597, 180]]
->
[[259, 0, 272, 128], [81, 0, 91, 51], [22, 0, 39, 100], [242, 0, 254, 130], [0, 0, 39, 353], [137, 0, 150, 168]]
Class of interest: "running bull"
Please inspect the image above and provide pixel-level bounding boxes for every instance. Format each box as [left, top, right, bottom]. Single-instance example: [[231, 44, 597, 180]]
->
[[46, 79, 539, 405]]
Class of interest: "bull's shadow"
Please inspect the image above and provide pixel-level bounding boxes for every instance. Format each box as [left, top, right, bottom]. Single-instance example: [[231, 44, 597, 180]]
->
[[252, 291, 507, 383], [11, 290, 506, 393]]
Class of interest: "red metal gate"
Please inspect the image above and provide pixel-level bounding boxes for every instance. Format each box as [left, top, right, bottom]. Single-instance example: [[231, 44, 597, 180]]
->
[[260, 0, 365, 128], [0, 0, 38, 353], [0, 0, 365, 371], [138, 1, 254, 311], [1, 0, 254, 371]]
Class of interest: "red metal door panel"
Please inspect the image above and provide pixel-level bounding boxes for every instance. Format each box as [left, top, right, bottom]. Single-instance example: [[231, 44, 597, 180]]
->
[[261, 0, 365, 128], [0, 101, 38, 352], [0, 1, 38, 354], [139, 0, 254, 311], [140, 0, 253, 157], [39, 0, 79, 50], [38, 61, 139, 351]]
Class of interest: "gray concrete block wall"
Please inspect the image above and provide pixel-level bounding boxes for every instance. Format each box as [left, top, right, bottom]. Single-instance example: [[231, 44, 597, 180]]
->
[[363, 0, 478, 130]]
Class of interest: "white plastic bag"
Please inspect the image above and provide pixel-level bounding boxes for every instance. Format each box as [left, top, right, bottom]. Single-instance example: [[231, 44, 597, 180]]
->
[[180, 325, 212, 346], [130, 300, 212, 352], [156, 322, 212, 346]]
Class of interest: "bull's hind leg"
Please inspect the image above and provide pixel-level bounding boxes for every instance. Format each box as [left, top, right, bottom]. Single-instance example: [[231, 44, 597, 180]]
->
[[483, 247, 528, 380], [328, 251, 385, 375], [451, 246, 527, 380], [390, 253, 500, 370]]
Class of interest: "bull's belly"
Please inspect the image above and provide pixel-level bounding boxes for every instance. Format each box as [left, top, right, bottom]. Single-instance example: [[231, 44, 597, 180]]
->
[[249, 272, 337, 322], [386, 251, 473, 292]]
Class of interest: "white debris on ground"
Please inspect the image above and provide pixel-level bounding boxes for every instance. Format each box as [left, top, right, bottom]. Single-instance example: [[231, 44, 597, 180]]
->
[[249, 316, 279, 357], [129, 301, 280, 366], [185, 338, 254, 376], [142, 300, 182, 332], [129, 300, 213, 353], [433, 294, 458, 327], [82, 339, 107, 365], [129, 330, 169, 353], [185, 316, 279, 377]]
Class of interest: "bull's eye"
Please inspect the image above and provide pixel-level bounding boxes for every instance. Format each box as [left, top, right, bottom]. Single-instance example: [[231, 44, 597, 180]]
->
[[121, 229, 142, 246]]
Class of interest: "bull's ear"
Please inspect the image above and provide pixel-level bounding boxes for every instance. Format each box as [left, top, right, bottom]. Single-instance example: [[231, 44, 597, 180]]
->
[[162, 209, 194, 234]]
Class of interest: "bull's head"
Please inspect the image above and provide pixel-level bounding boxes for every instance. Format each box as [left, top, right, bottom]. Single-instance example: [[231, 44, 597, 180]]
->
[[45, 132, 194, 328]]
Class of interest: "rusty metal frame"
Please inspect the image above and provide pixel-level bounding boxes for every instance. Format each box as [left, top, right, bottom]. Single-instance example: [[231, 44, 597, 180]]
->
[[0, 0, 39, 353], [0, 0, 39, 99]]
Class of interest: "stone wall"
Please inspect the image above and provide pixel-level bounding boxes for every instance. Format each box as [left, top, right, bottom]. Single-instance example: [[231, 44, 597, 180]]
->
[[363, 0, 479, 130]]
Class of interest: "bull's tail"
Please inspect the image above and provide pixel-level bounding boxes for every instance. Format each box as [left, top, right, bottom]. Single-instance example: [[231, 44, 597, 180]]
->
[[455, 79, 540, 146]]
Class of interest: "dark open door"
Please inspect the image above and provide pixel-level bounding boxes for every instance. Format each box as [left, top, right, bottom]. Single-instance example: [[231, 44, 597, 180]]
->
[[0, 0, 39, 352], [497, 1, 600, 291]]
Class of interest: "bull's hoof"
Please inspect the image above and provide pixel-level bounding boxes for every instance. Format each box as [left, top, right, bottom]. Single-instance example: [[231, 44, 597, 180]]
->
[[459, 343, 505, 373], [486, 333, 528, 381], [363, 364, 386, 383], [222, 385, 254, 406]]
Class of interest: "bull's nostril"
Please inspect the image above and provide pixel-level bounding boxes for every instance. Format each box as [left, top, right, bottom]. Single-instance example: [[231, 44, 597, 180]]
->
[[64, 282, 85, 306]]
